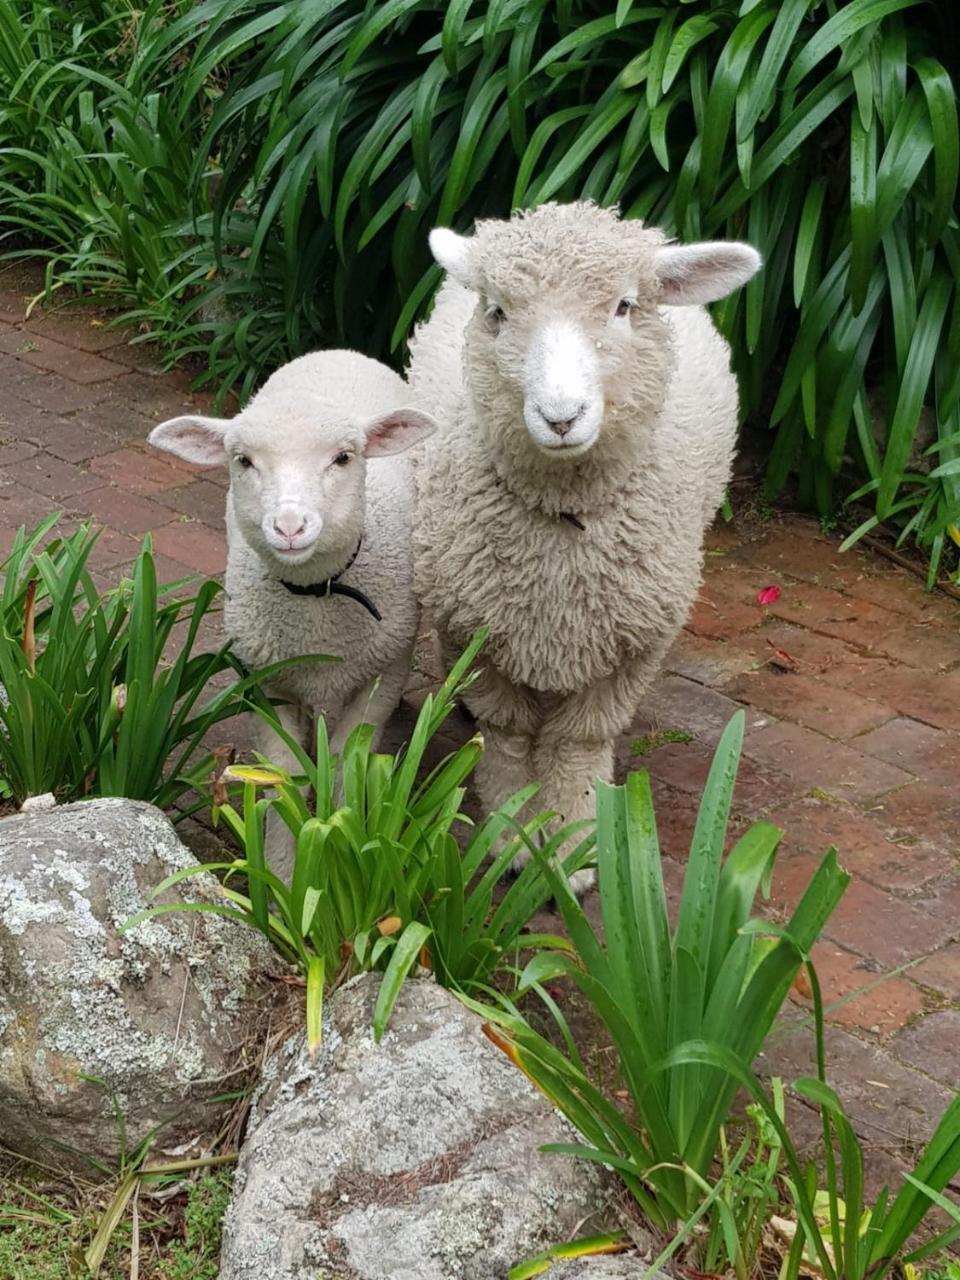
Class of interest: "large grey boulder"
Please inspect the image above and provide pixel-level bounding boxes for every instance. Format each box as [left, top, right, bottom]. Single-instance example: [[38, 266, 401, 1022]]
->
[[0, 798, 274, 1167], [549, 1259, 648, 1277], [220, 973, 616, 1280]]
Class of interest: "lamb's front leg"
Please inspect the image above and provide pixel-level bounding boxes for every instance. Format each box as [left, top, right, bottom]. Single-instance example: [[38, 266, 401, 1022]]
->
[[251, 699, 311, 886]]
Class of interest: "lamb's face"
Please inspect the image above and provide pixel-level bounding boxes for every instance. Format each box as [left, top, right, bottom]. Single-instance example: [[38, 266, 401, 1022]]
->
[[429, 203, 761, 459], [224, 409, 368, 567], [147, 399, 435, 572]]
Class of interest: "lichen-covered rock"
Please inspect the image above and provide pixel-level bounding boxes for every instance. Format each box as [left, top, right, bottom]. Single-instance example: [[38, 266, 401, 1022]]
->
[[219, 973, 615, 1280], [549, 1258, 650, 1277], [0, 798, 274, 1167]]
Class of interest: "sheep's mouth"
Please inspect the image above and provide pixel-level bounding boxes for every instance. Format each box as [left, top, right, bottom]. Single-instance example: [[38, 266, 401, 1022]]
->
[[535, 435, 598, 459]]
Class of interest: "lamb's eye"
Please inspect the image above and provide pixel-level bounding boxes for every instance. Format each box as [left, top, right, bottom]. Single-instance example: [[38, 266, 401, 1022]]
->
[[485, 304, 506, 333], [236, 453, 253, 469], [616, 298, 634, 318], [333, 451, 351, 467]]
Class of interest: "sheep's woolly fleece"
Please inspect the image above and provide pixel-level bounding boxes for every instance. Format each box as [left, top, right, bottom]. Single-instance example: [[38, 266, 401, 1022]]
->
[[409, 202, 740, 704]]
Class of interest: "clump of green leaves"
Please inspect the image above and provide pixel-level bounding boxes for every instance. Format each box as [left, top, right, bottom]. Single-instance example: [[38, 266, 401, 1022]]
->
[[629, 727, 692, 756], [484, 712, 849, 1240], [0, 518, 292, 808], [127, 633, 594, 1047]]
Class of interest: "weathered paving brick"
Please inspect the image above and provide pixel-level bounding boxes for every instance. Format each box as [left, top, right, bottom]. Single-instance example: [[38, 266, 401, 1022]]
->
[[768, 797, 953, 893], [789, 941, 924, 1035], [0, 454, 102, 500], [0, 330, 125, 384], [724, 668, 896, 739], [666, 629, 760, 686], [64, 484, 178, 537], [743, 719, 913, 803], [150, 520, 226, 577], [852, 717, 959, 788], [89, 446, 201, 496]]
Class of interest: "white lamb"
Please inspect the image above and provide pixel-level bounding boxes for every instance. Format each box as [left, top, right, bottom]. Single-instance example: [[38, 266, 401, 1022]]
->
[[408, 202, 761, 890], [148, 350, 435, 879]]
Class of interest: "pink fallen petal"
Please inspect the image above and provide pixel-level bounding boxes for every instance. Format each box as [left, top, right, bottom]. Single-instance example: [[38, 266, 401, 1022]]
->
[[757, 585, 781, 606]]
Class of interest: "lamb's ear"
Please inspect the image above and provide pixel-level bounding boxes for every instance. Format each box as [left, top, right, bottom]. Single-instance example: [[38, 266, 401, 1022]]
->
[[363, 407, 437, 458], [148, 415, 231, 466], [655, 241, 762, 306], [428, 227, 477, 288]]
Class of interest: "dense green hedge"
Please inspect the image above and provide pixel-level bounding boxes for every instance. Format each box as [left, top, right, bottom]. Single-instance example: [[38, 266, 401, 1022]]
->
[[1, 1, 958, 575]]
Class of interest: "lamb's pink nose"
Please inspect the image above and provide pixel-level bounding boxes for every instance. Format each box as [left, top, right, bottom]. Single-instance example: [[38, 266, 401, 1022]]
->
[[273, 513, 307, 540]]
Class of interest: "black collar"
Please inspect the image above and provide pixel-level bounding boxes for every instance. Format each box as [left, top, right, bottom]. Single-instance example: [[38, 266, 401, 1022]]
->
[[279, 539, 382, 621]]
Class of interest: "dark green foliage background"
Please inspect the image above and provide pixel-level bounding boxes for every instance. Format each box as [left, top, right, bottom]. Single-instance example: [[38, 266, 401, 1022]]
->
[[1, 0, 958, 571]]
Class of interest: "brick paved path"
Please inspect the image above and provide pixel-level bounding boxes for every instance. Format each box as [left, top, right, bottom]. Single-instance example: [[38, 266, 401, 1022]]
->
[[1, 261, 958, 1188]]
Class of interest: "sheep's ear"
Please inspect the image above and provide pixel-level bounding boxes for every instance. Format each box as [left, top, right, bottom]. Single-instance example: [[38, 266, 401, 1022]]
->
[[655, 241, 762, 306], [363, 407, 437, 458], [428, 227, 477, 288], [148, 415, 231, 466]]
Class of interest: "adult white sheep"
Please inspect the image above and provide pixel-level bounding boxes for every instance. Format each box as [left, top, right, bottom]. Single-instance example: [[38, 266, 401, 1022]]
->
[[408, 202, 761, 891], [148, 350, 435, 879]]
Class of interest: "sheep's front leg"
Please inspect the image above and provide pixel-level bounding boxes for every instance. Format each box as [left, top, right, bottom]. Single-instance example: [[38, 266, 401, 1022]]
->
[[251, 700, 311, 886], [525, 737, 614, 894], [525, 650, 668, 894], [328, 650, 412, 758]]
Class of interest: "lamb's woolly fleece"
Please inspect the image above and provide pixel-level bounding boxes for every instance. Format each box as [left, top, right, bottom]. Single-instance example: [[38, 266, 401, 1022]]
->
[[221, 350, 421, 730], [411, 204, 737, 697], [408, 203, 742, 852]]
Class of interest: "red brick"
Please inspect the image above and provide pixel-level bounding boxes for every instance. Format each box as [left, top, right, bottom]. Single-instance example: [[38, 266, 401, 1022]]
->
[[0, 454, 101, 499], [789, 941, 924, 1034], [100, 339, 168, 376], [724, 669, 896, 739], [0, 487, 63, 531], [153, 480, 226, 526], [853, 717, 958, 787], [22, 416, 119, 464], [0, 438, 39, 467], [64, 485, 177, 537], [2, 357, 121, 414], [767, 580, 897, 648], [685, 575, 765, 640], [149, 520, 226, 577], [769, 797, 952, 892], [894, 1012, 960, 1091], [870, 783, 960, 853], [736, 516, 875, 588], [88, 446, 202, 496], [843, 571, 960, 626], [867, 619, 960, 672], [845, 667, 960, 732], [772, 856, 956, 963], [667, 629, 759, 687], [911, 945, 960, 1000], [743, 719, 913, 802], [741, 622, 895, 688], [70, 397, 164, 443], [24, 310, 134, 353], [0, 330, 125, 384], [642, 736, 799, 819], [108, 372, 204, 423], [635, 674, 743, 741]]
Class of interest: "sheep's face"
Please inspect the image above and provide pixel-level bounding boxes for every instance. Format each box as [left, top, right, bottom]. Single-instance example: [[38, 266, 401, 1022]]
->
[[147, 402, 435, 571], [429, 203, 760, 459]]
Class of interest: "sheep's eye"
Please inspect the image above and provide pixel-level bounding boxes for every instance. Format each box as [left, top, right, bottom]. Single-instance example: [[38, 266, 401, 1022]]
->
[[236, 453, 253, 469], [485, 304, 506, 333], [333, 451, 351, 467], [616, 298, 635, 318]]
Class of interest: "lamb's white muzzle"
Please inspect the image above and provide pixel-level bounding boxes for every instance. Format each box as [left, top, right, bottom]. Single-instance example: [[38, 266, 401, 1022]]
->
[[522, 320, 604, 455], [262, 505, 323, 560]]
